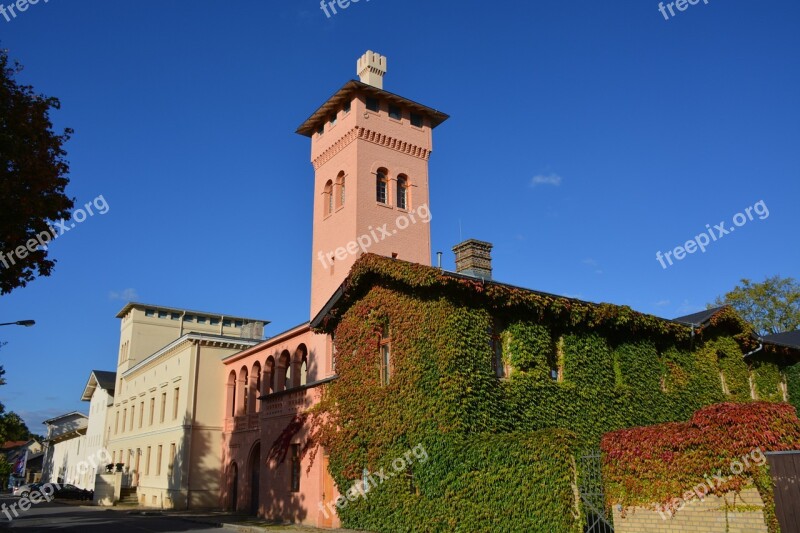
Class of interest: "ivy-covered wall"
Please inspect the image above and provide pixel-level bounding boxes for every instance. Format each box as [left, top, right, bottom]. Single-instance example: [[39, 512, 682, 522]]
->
[[787, 363, 800, 411], [299, 255, 799, 531], [602, 402, 800, 533]]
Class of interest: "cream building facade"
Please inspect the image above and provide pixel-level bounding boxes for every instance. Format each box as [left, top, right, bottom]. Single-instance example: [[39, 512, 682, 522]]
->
[[41, 412, 89, 487], [79, 370, 116, 490], [103, 303, 265, 508]]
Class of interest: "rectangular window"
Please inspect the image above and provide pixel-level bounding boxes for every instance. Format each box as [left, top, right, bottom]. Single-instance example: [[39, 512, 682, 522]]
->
[[290, 444, 301, 492], [156, 445, 162, 476], [115, 411, 120, 434], [149, 398, 155, 426], [139, 402, 144, 428], [145, 309, 155, 317], [210, 317, 220, 326], [389, 105, 402, 120], [130, 406, 135, 430], [223, 319, 232, 327], [380, 322, 391, 386], [410, 113, 424, 128], [380, 345, 391, 385], [343, 101, 351, 114], [158, 310, 168, 319], [197, 316, 207, 324], [145, 447, 151, 475], [184, 314, 194, 323], [169, 443, 176, 471], [160, 392, 167, 423], [490, 322, 508, 379], [121, 409, 127, 433], [235, 320, 243, 328], [366, 97, 380, 112], [170, 313, 180, 320], [173, 387, 180, 420]]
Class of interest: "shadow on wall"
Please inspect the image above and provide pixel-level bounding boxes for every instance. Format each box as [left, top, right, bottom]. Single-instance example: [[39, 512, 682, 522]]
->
[[41, 446, 54, 483], [259, 452, 310, 524], [166, 416, 221, 509], [220, 438, 310, 523]]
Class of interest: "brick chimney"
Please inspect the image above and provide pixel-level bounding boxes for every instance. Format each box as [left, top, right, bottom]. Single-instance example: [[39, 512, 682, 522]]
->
[[357, 51, 387, 89], [452, 239, 493, 280]]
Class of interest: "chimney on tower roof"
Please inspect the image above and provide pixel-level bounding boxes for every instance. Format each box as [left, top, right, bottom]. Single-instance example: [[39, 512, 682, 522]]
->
[[357, 51, 387, 89]]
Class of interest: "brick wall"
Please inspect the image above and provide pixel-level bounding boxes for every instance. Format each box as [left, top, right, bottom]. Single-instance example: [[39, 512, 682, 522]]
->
[[612, 487, 768, 533]]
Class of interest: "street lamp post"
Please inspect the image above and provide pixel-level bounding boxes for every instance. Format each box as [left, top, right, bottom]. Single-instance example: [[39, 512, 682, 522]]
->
[[0, 320, 35, 327]]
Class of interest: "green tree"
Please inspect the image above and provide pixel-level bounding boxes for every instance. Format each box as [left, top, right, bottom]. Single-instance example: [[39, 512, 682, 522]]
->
[[712, 276, 800, 335], [0, 48, 74, 295], [0, 412, 32, 443], [0, 455, 11, 490]]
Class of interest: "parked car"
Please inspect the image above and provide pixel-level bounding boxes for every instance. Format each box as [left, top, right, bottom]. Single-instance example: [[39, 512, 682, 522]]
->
[[13, 483, 42, 497], [52, 484, 90, 500]]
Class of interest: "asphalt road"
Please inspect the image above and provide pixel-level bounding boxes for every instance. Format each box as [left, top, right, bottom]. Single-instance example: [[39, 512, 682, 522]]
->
[[0, 495, 221, 532]]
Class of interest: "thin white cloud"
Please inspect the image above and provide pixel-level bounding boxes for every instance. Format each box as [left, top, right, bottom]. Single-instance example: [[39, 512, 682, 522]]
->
[[531, 173, 563, 187], [109, 288, 139, 301], [582, 258, 603, 275], [655, 300, 671, 307], [677, 300, 702, 315]]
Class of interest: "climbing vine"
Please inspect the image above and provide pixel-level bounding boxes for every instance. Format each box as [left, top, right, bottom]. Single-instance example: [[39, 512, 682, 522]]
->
[[274, 254, 800, 531], [602, 402, 800, 533]]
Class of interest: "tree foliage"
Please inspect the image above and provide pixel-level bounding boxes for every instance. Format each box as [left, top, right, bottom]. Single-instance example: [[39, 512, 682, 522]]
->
[[712, 276, 800, 335], [0, 48, 74, 295]]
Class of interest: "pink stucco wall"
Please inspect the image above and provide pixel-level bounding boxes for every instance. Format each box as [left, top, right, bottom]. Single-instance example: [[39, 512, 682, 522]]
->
[[309, 90, 434, 318], [221, 326, 339, 528]]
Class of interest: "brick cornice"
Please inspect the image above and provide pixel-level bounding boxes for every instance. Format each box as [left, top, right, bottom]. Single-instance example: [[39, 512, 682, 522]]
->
[[312, 127, 431, 170]]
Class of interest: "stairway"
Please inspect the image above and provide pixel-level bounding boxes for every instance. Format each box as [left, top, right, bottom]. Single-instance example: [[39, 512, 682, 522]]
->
[[118, 487, 139, 505]]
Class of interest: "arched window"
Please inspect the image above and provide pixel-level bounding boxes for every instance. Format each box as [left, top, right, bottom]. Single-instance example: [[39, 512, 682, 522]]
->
[[276, 351, 291, 392], [323, 180, 333, 216], [251, 362, 262, 413], [238, 367, 249, 415], [376, 169, 388, 204], [396, 175, 408, 210], [292, 345, 309, 388], [263, 356, 275, 396], [336, 172, 346, 209]]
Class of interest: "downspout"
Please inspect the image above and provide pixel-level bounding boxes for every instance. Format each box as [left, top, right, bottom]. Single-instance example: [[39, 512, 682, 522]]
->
[[742, 343, 764, 359]]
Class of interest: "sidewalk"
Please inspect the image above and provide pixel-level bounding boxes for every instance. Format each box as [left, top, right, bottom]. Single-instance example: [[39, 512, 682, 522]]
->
[[120, 508, 365, 533]]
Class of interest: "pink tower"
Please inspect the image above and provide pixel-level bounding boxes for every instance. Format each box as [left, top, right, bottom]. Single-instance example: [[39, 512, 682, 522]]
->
[[297, 51, 449, 318]]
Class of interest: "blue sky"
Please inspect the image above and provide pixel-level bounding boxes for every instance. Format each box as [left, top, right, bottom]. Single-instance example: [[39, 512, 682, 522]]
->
[[0, 1, 798, 434]]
